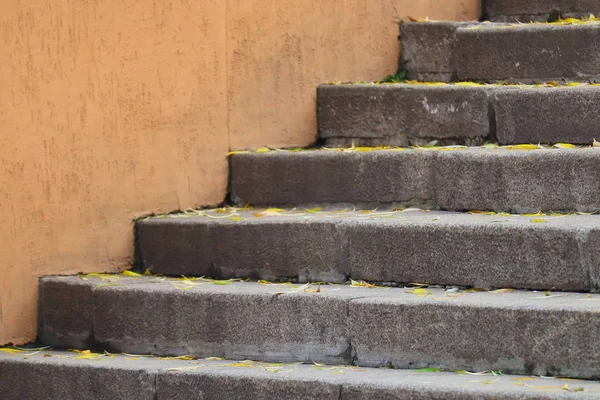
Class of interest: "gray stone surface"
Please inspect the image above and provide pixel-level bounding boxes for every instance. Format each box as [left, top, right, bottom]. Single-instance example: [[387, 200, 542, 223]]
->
[[484, 0, 600, 22], [139, 209, 600, 291], [400, 21, 475, 82], [0, 352, 158, 400], [347, 215, 593, 291], [318, 84, 490, 145], [38, 278, 95, 349], [492, 87, 600, 145], [456, 24, 600, 83], [230, 148, 600, 213], [351, 290, 600, 379], [42, 277, 364, 364], [136, 218, 212, 277], [4, 352, 600, 400], [230, 150, 436, 207], [434, 148, 600, 213], [137, 216, 348, 282]]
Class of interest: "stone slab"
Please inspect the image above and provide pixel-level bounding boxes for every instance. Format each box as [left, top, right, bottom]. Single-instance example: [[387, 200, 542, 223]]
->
[[230, 148, 600, 213], [138, 209, 600, 292], [0, 352, 158, 400], [456, 23, 600, 83], [38, 278, 96, 349], [40, 277, 380, 364], [434, 148, 600, 213], [400, 21, 475, 82], [318, 84, 490, 145], [137, 216, 348, 282], [3, 352, 600, 400], [230, 150, 436, 207], [484, 0, 600, 22], [492, 87, 600, 145], [351, 289, 600, 379]]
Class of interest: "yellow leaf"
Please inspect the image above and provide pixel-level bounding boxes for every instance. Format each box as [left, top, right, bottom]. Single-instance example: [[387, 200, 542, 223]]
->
[[521, 212, 545, 217], [255, 147, 271, 153], [507, 144, 541, 150], [143, 269, 152, 276], [213, 279, 234, 285], [258, 279, 272, 285], [122, 270, 142, 277], [226, 150, 249, 156], [554, 143, 576, 149], [404, 288, 432, 297], [466, 288, 488, 293], [253, 211, 281, 218], [305, 207, 323, 213], [594, 139, 600, 148], [492, 288, 514, 293], [230, 217, 243, 221], [530, 218, 547, 223], [512, 377, 535, 381]]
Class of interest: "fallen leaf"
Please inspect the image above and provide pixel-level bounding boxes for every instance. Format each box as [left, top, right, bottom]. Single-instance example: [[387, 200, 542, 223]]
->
[[416, 368, 441, 372], [122, 270, 142, 277], [530, 218, 547, 223], [492, 288, 514, 293], [507, 144, 541, 150]]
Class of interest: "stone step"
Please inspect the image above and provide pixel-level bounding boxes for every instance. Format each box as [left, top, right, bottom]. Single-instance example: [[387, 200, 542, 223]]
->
[[38, 277, 600, 378], [4, 351, 600, 400], [229, 148, 600, 213], [137, 208, 600, 292], [401, 20, 600, 83], [318, 83, 600, 146], [484, 0, 600, 22]]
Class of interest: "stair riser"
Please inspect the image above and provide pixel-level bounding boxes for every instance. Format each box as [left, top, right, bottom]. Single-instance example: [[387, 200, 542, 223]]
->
[[319, 85, 600, 146], [137, 216, 600, 292], [6, 353, 596, 400], [484, 0, 600, 22], [38, 278, 600, 379], [401, 22, 600, 83], [230, 150, 600, 213]]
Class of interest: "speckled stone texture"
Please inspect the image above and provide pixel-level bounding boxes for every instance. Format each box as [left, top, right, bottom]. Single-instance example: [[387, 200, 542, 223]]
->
[[484, 0, 600, 22]]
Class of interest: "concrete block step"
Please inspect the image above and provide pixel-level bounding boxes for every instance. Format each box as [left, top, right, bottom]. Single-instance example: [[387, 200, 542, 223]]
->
[[401, 20, 600, 83], [4, 351, 600, 400], [318, 83, 600, 146], [137, 208, 600, 292], [38, 277, 600, 378], [229, 148, 600, 213], [484, 0, 600, 22]]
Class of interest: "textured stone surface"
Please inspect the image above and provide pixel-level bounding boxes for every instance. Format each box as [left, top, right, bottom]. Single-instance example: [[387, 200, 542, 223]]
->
[[41, 277, 365, 364], [137, 217, 348, 282], [318, 84, 490, 144], [351, 290, 600, 379], [37, 278, 95, 349], [136, 218, 212, 277], [434, 149, 600, 213], [230, 149, 600, 212], [0, 353, 158, 400], [484, 0, 600, 22], [492, 87, 600, 145], [400, 21, 475, 82], [456, 24, 600, 83], [139, 209, 600, 291], [4, 352, 600, 400], [230, 150, 436, 207], [347, 215, 594, 291]]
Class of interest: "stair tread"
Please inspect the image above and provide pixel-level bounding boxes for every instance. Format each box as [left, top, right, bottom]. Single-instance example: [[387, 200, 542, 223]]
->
[[2, 350, 600, 399]]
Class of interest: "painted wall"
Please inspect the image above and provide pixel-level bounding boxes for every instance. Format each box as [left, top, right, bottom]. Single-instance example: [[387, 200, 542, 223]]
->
[[0, 0, 480, 345]]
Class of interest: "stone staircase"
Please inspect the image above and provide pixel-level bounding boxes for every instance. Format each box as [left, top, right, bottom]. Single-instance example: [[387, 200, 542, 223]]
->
[[3, 1, 600, 399]]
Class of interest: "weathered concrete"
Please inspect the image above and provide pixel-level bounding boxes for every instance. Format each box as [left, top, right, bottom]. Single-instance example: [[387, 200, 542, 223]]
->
[[137, 216, 348, 282], [492, 87, 600, 145], [318, 84, 490, 145], [484, 0, 600, 22], [41, 277, 365, 364], [3, 352, 599, 400], [400, 21, 475, 82], [456, 23, 600, 83], [230, 149, 600, 213], [38, 279, 96, 349], [36, 278, 600, 378], [351, 290, 600, 379], [0, 352, 158, 400], [230, 150, 436, 207], [434, 149, 600, 213], [318, 84, 600, 146], [138, 209, 600, 291]]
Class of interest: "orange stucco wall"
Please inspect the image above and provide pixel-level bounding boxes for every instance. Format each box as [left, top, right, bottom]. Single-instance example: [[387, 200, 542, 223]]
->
[[0, 0, 480, 345]]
